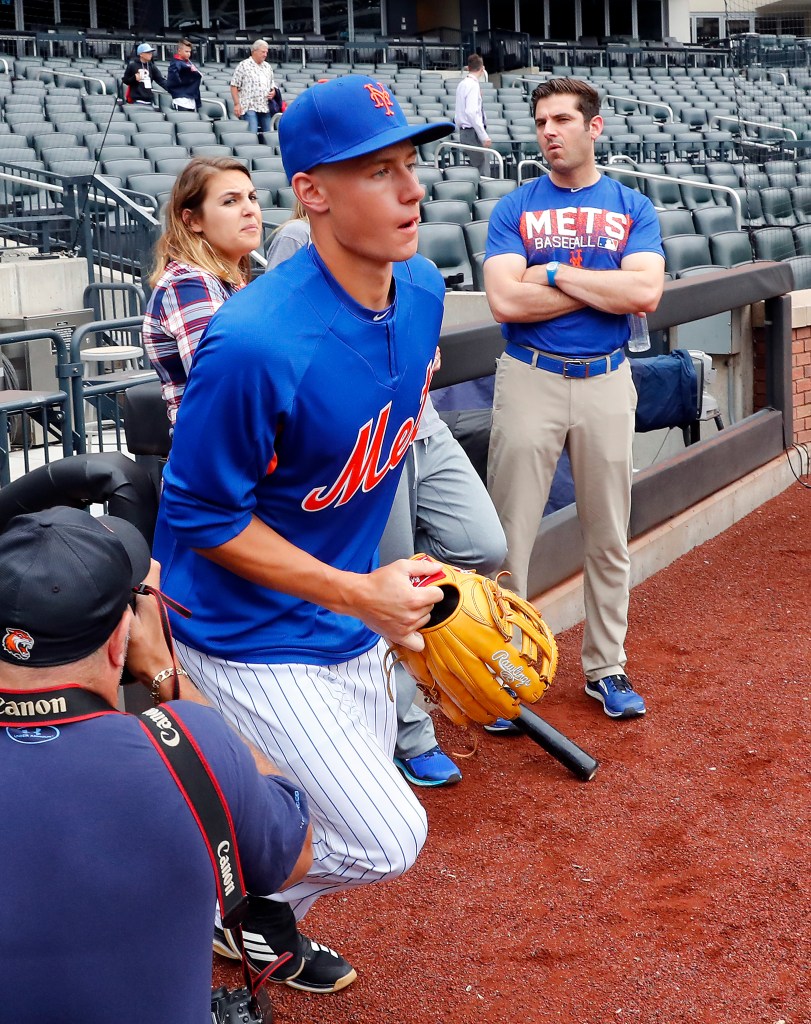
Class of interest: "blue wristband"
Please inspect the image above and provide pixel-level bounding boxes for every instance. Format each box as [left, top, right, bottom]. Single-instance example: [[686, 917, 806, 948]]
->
[[546, 261, 560, 287]]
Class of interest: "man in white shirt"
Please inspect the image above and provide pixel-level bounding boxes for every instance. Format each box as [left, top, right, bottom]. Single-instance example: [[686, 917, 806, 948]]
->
[[454, 54, 491, 173], [230, 39, 277, 138]]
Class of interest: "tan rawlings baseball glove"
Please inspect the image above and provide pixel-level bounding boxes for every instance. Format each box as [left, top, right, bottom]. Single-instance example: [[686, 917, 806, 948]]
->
[[386, 554, 558, 729]]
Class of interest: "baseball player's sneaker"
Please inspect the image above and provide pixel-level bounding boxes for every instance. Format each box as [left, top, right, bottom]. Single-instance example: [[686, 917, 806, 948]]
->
[[585, 674, 647, 719], [483, 718, 521, 734], [214, 923, 357, 994], [394, 745, 462, 787]]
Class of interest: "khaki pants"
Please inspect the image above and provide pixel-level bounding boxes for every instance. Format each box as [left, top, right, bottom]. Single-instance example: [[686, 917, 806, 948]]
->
[[487, 353, 637, 681]]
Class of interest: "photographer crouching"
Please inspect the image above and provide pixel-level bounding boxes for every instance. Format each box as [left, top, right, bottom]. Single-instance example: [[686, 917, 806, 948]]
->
[[0, 508, 313, 1023]]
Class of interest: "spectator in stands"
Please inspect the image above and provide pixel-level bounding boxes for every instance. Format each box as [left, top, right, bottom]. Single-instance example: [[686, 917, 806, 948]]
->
[[230, 39, 278, 140], [265, 201, 311, 270], [455, 54, 491, 174], [167, 38, 203, 111], [123, 43, 167, 106], [143, 157, 262, 425], [0, 507, 312, 1024], [484, 77, 665, 721]]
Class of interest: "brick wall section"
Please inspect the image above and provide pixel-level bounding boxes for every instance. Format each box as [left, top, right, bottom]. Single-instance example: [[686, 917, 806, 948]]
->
[[793, 326, 811, 444], [754, 321, 811, 444]]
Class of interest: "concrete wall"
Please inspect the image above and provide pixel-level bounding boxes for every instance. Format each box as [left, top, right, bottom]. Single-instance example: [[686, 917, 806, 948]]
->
[[0, 258, 89, 320]]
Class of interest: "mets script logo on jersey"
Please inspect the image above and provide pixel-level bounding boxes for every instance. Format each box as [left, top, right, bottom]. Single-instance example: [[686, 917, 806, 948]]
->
[[2, 627, 34, 661], [302, 363, 433, 511], [364, 82, 395, 116], [520, 207, 632, 255]]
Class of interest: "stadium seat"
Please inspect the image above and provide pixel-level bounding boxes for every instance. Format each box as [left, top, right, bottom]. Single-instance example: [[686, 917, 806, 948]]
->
[[760, 187, 797, 227], [431, 179, 477, 206], [276, 186, 297, 209], [126, 173, 179, 198], [709, 231, 754, 268], [692, 206, 738, 236], [442, 165, 481, 185], [420, 199, 472, 226], [462, 220, 489, 262], [784, 255, 811, 289], [790, 186, 811, 225], [416, 222, 472, 289], [415, 165, 443, 191], [751, 226, 796, 261], [792, 224, 811, 256], [478, 178, 517, 200], [645, 176, 684, 210], [250, 170, 289, 198], [102, 157, 153, 180], [472, 198, 499, 221], [662, 234, 714, 276], [658, 209, 695, 237]]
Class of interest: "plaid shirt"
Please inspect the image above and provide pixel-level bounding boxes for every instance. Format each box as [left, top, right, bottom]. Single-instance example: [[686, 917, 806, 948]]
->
[[230, 56, 276, 113], [143, 262, 243, 424]]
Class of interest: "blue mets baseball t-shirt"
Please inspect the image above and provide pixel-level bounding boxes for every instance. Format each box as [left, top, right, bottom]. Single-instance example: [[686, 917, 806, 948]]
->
[[485, 173, 664, 358]]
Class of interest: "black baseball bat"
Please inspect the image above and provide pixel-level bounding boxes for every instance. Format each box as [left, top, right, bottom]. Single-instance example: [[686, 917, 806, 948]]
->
[[512, 705, 599, 782]]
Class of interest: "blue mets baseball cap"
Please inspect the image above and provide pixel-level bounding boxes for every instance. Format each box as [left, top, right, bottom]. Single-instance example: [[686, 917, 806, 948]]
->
[[279, 74, 454, 179]]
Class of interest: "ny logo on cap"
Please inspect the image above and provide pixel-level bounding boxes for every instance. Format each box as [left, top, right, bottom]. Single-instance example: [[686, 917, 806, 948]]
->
[[364, 82, 395, 116]]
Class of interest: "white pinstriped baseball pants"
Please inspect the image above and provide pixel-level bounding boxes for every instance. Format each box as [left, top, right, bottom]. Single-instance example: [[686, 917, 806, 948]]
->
[[175, 639, 428, 921]]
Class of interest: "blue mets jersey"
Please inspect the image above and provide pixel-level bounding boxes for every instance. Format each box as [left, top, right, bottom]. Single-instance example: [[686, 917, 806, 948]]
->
[[154, 245, 445, 665], [485, 173, 664, 358]]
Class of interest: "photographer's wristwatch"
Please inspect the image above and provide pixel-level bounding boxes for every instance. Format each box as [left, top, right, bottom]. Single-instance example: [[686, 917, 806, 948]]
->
[[546, 261, 560, 287]]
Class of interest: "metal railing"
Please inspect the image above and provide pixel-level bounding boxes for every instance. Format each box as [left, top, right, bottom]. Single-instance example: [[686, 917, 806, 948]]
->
[[31, 66, 110, 94], [69, 317, 157, 456], [0, 330, 74, 486], [434, 142, 506, 178], [0, 162, 160, 292], [604, 94, 674, 122], [601, 164, 743, 230], [709, 114, 798, 142]]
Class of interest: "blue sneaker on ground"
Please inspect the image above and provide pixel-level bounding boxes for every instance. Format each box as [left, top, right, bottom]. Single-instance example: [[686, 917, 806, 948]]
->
[[483, 718, 521, 734], [585, 674, 646, 719], [395, 745, 462, 787]]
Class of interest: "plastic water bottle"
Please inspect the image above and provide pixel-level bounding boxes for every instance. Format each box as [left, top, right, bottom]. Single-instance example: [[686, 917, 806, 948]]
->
[[626, 313, 651, 353]]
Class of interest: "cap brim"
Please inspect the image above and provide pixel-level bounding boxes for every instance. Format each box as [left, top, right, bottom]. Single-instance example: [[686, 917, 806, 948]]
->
[[97, 515, 151, 587], [316, 120, 455, 170]]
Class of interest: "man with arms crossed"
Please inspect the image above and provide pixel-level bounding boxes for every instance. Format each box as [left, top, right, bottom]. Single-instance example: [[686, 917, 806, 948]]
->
[[154, 75, 454, 992], [484, 78, 665, 720]]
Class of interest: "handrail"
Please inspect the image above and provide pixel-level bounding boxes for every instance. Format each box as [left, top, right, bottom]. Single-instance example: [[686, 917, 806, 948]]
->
[[599, 165, 743, 230], [434, 141, 505, 178], [603, 93, 674, 122], [0, 170, 64, 195], [32, 67, 108, 94], [709, 114, 797, 141], [0, 59, 9, 75], [200, 95, 228, 119], [0, 168, 158, 223], [517, 158, 547, 182], [508, 75, 547, 91]]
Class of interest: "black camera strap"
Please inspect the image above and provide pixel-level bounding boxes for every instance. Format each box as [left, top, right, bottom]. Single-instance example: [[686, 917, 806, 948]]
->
[[1, 684, 288, 1008]]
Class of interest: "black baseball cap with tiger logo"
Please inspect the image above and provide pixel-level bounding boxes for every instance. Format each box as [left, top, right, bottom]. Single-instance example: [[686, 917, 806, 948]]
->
[[0, 507, 150, 667]]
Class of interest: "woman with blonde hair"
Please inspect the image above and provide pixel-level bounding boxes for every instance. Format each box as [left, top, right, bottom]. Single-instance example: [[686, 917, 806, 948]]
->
[[143, 156, 263, 424]]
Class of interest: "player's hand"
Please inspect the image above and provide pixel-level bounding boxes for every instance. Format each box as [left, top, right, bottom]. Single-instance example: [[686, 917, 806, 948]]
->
[[126, 559, 174, 686], [354, 559, 445, 652], [483, 138, 492, 148], [234, 103, 242, 117]]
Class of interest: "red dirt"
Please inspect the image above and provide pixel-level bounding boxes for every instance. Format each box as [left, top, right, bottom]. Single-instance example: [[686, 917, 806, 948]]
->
[[214, 481, 811, 1024]]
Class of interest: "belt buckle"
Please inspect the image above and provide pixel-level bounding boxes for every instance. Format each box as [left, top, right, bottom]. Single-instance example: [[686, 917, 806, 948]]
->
[[562, 358, 585, 379]]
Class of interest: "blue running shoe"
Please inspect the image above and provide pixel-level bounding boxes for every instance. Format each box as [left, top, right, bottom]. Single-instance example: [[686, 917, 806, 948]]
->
[[395, 745, 462, 787], [585, 674, 646, 719], [483, 718, 521, 734]]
